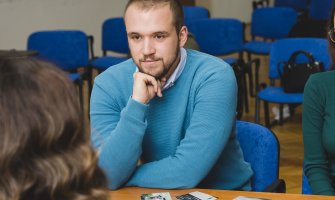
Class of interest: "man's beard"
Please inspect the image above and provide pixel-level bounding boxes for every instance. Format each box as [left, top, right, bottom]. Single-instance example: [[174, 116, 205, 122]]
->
[[133, 42, 180, 80]]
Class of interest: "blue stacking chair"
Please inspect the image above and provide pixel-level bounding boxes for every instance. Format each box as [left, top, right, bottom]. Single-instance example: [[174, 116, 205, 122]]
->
[[188, 18, 254, 118], [244, 7, 298, 61], [255, 38, 331, 127], [236, 120, 285, 192], [91, 17, 129, 72], [182, 5, 209, 28], [27, 30, 91, 111]]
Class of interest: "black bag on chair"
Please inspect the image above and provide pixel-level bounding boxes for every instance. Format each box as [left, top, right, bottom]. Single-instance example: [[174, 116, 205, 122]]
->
[[278, 50, 324, 93]]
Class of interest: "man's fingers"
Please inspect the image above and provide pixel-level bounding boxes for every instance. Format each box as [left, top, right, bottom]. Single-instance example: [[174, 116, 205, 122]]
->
[[156, 80, 163, 97]]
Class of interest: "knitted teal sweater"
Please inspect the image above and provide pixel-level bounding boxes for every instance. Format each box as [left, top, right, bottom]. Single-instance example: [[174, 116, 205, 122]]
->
[[90, 49, 253, 190], [303, 70, 335, 195]]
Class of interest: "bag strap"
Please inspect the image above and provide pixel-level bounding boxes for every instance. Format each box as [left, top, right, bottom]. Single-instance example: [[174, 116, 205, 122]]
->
[[287, 50, 316, 64]]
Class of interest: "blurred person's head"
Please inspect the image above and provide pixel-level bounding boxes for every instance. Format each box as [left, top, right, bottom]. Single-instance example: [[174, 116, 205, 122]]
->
[[0, 57, 108, 200]]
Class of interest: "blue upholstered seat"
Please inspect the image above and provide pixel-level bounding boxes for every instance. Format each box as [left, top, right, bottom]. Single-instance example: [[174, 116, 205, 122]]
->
[[243, 41, 271, 55], [257, 86, 303, 104], [236, 120, 285, 192], [91, 56, 128, 71]]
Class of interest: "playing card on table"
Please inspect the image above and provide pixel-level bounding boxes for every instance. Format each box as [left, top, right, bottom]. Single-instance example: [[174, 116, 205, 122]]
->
[[140, 192, 172, 200], [176, 191, 217, 200]]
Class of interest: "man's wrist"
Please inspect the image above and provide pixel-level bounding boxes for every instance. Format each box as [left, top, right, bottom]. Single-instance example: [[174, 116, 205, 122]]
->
[[126, 97, 149, 122], [132, 95, 148, 104]]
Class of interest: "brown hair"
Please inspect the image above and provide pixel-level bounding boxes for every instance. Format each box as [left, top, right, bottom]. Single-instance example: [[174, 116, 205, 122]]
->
[[0, 57, 108, 200], [124, 0, 184, 33]]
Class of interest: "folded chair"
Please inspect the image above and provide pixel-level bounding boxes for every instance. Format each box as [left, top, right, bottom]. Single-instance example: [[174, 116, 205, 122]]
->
[[255, 38, 331, 127], [27, 30, 92, 112], [236, 120, 285, 192]]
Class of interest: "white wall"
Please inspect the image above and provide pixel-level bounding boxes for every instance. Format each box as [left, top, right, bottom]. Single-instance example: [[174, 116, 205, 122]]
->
[[0, 0, 126, 55], [0, 0, 252, 55], [197, 0, 252, 22]]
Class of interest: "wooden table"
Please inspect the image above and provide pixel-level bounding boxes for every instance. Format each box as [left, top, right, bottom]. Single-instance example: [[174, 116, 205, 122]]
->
[[109, 187, 334, 200]]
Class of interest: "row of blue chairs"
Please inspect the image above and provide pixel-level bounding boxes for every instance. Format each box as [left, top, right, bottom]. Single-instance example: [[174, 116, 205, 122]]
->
[[253, 0, 333, 21], [25, 4, 332, 126]]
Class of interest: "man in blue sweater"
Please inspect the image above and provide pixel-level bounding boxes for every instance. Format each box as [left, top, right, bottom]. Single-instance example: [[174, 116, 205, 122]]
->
[[90, 0, 253, 190]]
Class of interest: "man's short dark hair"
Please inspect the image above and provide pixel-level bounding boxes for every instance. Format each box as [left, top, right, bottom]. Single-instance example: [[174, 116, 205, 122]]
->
[[124, 0, 184, 33]]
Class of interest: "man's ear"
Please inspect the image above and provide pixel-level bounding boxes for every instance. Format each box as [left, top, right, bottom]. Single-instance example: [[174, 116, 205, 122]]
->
[[179, 26, 188, 48]]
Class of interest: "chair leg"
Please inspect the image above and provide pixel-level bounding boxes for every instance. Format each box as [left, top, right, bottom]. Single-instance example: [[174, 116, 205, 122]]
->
[[247, 52, 252, 62], [255, 97, 261, 123], [243, 74, 249, 113], [77, 79, 84, 113], [264, 101, 270, 128], [289, 104, 298, 116], [279, 104, 284, 125]]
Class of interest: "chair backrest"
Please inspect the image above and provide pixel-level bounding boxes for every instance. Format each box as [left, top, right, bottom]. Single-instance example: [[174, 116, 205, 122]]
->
[[27, 30, 89, 71], [188, 18, 244, 56], [268, 38, 331, 80], [309, 0, 334, 20], [182, 5, 209, 28], [236, 120, 280, 192], [102, 17, 129, 55], [274, 0, 309, 13], [251, 7, 298, 40]]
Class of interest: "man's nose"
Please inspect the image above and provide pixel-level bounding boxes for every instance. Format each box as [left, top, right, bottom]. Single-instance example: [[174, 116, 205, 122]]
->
[[142, 39, 155, 55]]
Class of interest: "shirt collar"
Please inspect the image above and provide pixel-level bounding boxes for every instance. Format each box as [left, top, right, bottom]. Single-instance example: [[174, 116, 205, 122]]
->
[[162, 48, 187, 90]]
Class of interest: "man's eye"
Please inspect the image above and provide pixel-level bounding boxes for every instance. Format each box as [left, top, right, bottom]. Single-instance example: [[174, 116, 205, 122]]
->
[[131, 35, 141, 40], [155, 35, 165, 40]]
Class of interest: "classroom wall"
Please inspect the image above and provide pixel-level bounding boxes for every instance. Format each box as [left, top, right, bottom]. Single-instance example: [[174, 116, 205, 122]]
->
[[0, 0, 251, 56], [197, 0, 252, 22], [0, 0, 126, 55]]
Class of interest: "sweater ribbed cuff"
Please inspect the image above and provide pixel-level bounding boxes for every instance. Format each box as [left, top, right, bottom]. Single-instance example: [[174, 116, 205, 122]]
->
[[126, 97, 149, 122]]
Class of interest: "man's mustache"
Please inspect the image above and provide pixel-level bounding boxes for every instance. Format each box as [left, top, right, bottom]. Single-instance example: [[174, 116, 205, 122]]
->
[[140, 57, 162, 62]]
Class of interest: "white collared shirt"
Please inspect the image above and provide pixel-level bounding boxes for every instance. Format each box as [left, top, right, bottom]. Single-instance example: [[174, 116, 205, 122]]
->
[[162, 48, 187, 90]]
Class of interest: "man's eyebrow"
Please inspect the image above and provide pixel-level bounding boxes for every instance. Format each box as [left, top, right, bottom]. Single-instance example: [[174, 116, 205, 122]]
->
[[154, 31, 169, 35], [127, 32, 140, 36]]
